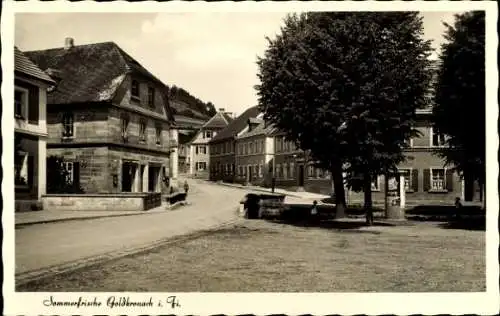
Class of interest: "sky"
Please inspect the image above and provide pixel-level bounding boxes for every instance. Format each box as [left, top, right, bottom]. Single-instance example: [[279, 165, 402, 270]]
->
[[15, 11, 461, 117]]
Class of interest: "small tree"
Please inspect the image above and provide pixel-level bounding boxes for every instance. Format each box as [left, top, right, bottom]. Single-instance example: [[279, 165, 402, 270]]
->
[[432, 11, 485, 205]]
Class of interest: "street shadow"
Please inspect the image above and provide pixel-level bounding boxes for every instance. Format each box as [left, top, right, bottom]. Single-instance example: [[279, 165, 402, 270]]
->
[[268, 218, 391, 235], [438, 217, 486, 231]]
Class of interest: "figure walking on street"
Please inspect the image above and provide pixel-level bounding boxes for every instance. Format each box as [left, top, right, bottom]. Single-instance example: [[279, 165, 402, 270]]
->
[[184, 180, 189, 197]]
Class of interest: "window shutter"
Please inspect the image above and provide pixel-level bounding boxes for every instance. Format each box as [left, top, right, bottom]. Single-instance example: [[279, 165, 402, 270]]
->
[[27, 155, 34, 186], [412, 169, 419, 192], [73, 162, 80, 190], [28, 88, 39, 125], [446, 169, 454, 191], [423, 169, 430, 192]]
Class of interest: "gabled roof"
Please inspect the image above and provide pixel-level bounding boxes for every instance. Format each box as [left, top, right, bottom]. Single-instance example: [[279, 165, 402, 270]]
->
[[209, 106, 260, 143], [25, 41, 167, 105], [15, 46, 54, 84], [202, 111, 233, 130], [238, 120, 278, 139]]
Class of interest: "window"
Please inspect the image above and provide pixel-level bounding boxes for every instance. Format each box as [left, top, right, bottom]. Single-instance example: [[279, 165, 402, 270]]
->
[[196, 162, 207, 171], [205, 131, 212, 138], [317, 168, 324, 178], [399, 169, 411, 191], [148, 87, 155, 107], [244, 143, 248, 155], [431, 128, 446, 147], [131, 80, 140, 99], [255, 141, 259, 154], [155, 125, 162, 145], [249, 142, 254, 154], [290, 162, 295, 178], [261, 140, 265, 153], [15, 88, 28, 119], [198, 146, 206, 154], [276, 164, 281, 178], [15, 152, 28, 186], [283, 163, 288, 179], [371, 176, 380, 191], [121, 115, 130, 139], [139, 120, 147, 142], [431, 168, 445, 190], [63, 162, 74, 184], [308, 165, 314, 178], [62, 112, 74, 138], [258, 164, 263, 177]]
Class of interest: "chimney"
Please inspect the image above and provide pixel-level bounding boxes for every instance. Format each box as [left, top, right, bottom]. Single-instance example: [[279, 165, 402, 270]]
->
[[64, 37, 74, 50]]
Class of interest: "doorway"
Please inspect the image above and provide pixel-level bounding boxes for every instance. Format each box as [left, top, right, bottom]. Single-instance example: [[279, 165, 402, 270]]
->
[[148, 165, 160, 192], [248, 165, 253, 183], [122, 161, 137, 192], [298, 164, 305, 187]]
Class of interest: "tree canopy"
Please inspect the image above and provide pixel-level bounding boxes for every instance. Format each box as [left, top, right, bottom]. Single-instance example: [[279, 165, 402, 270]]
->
[[168, 85, 217, 118], [256, 12, 433, 220], [432, 11, 485, 186]]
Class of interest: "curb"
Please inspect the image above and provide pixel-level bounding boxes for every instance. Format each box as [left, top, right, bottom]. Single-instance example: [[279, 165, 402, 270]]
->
[[15, 217, 242, 287], [15, 203, 188, 228]]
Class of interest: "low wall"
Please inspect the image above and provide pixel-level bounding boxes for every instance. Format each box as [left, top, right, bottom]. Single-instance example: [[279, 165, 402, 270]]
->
[[42, 193, 162, 212]]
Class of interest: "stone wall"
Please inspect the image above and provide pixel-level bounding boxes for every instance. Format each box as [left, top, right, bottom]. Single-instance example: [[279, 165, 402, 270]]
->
[[42, 194, 148, 211]]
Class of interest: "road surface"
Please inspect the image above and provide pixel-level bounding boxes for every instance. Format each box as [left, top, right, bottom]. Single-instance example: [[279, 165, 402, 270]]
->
[[15, 180, 251, 281]]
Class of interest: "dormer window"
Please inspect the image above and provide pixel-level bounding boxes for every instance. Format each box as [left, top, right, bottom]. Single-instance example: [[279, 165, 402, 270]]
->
[[148, 87, 155, 108], [131, 80, 140, 100]]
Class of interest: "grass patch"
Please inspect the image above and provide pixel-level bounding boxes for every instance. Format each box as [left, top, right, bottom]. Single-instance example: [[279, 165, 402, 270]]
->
[[17, 220, 485, 292]]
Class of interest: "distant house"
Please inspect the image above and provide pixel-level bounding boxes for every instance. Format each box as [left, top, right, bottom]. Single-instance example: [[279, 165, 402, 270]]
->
[[208, 106, 260, 182], [169, 98, 214, 176], [235, 115, 276, 186], [14, 47, 55, 211], [189, 108, 233, 179], [26, 38, 175, 194]]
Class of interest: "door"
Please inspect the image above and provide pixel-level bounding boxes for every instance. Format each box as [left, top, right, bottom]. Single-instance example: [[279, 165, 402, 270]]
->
[[122, 162, 132, 192], [298, 165, 305, 187], [248, 166, 252, 182]]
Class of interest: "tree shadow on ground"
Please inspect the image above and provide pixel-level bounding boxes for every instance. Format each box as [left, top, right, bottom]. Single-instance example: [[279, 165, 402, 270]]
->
[[268, 218, 392, 234], [437, 217, 486, 231]]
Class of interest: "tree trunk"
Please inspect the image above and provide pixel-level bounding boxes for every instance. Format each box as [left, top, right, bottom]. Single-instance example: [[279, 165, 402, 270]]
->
[[331, 161, 346, 219], [364, 173, 373, 226], [384, 172, 389, 215]]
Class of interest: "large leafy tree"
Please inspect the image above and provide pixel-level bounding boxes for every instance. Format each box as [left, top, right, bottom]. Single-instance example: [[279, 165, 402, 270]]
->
[[432, 11, 485, 202], [256, 12, 432, 222]]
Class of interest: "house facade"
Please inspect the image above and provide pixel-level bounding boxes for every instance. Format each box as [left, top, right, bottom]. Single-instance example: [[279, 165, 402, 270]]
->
[[209, 106, 260, 183], [234, 116, 275, 186], [170, 98, 212, 176], [14, 47, 55, 211], [189, 109, 233, 179], [26, 38, 175, 194], [270, 130, 332, 194]]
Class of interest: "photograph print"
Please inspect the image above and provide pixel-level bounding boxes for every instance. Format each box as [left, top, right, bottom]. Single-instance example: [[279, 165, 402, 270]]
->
[[3, 1, 498, 315]]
